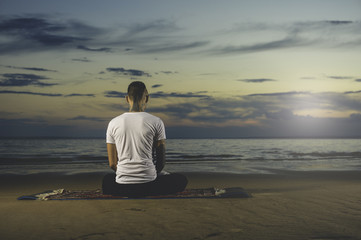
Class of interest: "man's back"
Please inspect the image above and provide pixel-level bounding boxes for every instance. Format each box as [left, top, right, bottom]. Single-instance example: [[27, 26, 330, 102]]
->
[[106, 112, 166, 184]]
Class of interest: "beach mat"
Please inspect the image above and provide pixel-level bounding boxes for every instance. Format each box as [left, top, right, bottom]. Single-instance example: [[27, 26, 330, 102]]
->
[[18, 187, 251, 200]]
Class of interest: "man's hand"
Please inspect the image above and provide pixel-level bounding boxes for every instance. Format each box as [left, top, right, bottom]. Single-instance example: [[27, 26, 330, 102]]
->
[[107, 143, 118, 171]]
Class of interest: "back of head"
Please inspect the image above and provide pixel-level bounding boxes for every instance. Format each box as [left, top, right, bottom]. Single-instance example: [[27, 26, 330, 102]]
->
[[127, 81, 147, 103]]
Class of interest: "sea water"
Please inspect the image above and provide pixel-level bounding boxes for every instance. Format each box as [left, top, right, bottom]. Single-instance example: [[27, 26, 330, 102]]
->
[[0, 138, 360, 175]]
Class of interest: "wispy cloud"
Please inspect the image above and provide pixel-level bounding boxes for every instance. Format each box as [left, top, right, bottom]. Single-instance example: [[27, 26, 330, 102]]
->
[[211, 20, 361, 55], [0, 90, 62, 97], [150, 91, 211, 99], [77, 45, 112, 52], [64, 93, 95, 97], [139, 41, 209, 54], [0, 16, 205, 55], [1, 65, 57, 72], [67, 115, 105, 122], [0, 16, 104, 54], [125, 19, 181, 36], [327, 75, 354, 80], [344, 90, 361, 94], [0, 90, 95, 97], [108, 19, 210, 54], [238, 78, 276, 83], [326, 21, 354, 25], [0, 73, 56, 87], [160, 71, 178, 75], [104, 91, 127, 98], [71, 57, 91, 62], [106, 67, 151, 77], [1, 16, 359, 56], [151, 84, 163, 88], [247, 91, 309, 97], [210, 35, 310, 55]]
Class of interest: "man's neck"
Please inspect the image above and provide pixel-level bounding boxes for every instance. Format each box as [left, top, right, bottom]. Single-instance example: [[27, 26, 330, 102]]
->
[[129, 104, 145, 112]]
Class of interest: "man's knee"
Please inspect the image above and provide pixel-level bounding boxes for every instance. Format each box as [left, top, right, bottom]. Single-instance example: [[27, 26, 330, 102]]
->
[[170, 173, 188, 191], [102, 173, 116, 194]]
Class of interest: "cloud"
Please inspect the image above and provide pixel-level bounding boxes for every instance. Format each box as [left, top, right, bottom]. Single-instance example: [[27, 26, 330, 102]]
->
[[0, 90, 62, 97], [151, 84, 163, 88], [246, 91, 361, 113], [64, 93, 95, 97], [110, 19, 210, 54], [67, 115, 105, 122], [245, 91, 361, 117], [247, 91, 309, 97], [0, 90, 95, 97], [327, 76, 353, 80], [344, 90, 361, 94], [104, 91, 127, 98], [238, 78, 276, 83], [71, 57, 91, 62], [350, 113, 361, 120], [0, 73, 56, 87], [77, 45, 112, 52], [355, 79, 361, 82], [2, 65, 57, 72], [0, 16, 104, 54], [150, 91, 211, 99], [139, 41, 209, 54], [1, 16, 359, 56], [160, 71, 178, 75], [265, 109, 296, 120], [210, 35, 315, 55], [150, 97, 257, 125], [0, 16, 208, 56], [326, 21, 354, 25], [106, 67, 151, 77], [289, 20, 357, 32], [212, 20, 361, 55], [125, 19, 181, 36]]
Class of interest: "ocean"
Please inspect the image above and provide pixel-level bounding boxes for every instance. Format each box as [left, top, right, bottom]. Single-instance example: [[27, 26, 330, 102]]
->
[[0, 138, 360, 175]]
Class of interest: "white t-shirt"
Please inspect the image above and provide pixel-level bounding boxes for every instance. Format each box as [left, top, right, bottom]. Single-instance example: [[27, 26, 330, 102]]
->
[[106, 112, 166, 184]]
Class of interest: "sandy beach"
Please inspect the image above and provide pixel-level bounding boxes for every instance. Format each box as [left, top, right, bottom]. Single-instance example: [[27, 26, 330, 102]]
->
[[1, 171, 361, 240]]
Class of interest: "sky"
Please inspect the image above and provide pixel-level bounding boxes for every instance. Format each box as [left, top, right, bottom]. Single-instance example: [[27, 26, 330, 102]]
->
[[0, 0, 361, 138]]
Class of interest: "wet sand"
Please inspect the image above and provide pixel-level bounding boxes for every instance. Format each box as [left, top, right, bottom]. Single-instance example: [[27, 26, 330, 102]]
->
[[1, 171, 361, 240]]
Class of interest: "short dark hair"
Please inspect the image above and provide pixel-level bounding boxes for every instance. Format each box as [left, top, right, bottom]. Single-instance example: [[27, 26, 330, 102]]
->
[[127, 81, 147, 103]]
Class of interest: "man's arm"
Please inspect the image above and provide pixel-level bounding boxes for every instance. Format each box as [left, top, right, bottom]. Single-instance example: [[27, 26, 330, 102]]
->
[[154, 139, 166, 173], [107, 143, 118, 171]]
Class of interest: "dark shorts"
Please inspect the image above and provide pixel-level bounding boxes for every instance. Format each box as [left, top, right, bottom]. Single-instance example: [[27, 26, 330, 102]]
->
[[102, 172, 188, 197]]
